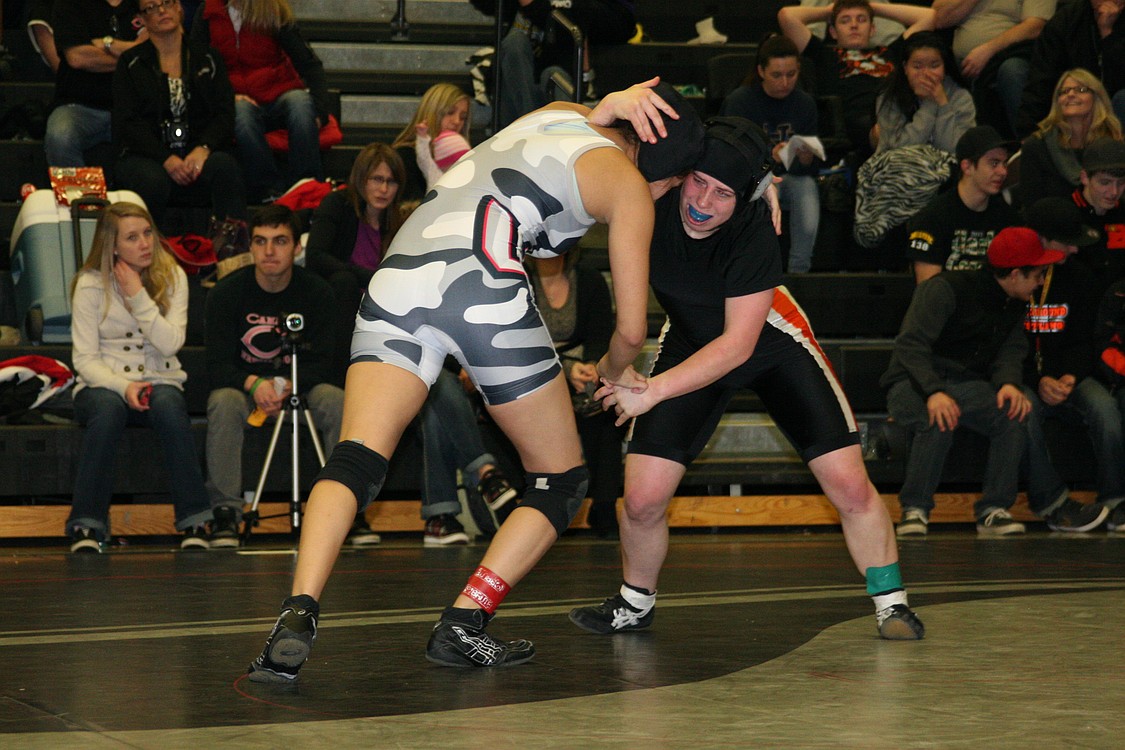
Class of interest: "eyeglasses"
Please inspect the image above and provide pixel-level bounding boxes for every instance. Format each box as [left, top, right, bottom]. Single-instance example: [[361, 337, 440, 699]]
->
[[367, 175, 399, 188], [140, 0, 178, 16], [1058, 85, 1093, 97]]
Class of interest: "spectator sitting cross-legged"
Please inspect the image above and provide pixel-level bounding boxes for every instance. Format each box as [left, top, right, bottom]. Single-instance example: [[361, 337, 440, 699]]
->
[[192, 0, 329, 203], [113, 0, 246, 235]]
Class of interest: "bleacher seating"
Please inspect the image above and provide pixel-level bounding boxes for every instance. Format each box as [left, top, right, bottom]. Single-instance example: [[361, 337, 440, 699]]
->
[[0, 1, 1096, 540]]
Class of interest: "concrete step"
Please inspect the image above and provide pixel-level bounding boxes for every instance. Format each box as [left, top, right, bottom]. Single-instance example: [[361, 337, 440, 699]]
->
[[700, 414, 799, 460], [311, 42, 480, 73], [340, 94, 490, 128], [291, 0, 490, 26]]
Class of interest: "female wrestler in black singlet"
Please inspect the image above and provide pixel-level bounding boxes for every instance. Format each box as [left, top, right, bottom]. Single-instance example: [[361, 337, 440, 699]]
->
[[570, 117, 926, 641]]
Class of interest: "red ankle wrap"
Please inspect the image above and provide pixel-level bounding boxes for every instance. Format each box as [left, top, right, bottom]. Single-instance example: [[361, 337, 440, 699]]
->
[[462, 565, 510, 614]]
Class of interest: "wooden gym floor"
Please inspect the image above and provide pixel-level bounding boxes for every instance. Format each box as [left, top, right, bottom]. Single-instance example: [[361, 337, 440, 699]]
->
[[3, 529, 1124, 748]]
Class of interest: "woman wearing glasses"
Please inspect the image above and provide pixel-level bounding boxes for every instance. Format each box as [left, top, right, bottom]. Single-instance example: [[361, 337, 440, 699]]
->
[[112, 0, 247, 232], [1017, 68, 1124, 208]]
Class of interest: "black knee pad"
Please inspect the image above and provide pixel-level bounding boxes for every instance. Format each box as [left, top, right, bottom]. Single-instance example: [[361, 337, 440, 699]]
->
[[315, 440, 388, 510], [520, 466, 589, 537]]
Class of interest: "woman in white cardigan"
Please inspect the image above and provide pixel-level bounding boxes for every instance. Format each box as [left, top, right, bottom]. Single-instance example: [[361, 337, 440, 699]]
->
[[66, 202, 213, 553]]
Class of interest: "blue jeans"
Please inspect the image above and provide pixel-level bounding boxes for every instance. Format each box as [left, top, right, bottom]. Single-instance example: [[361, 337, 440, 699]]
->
[[887, 378, 1027, 519], [993, 56, 1030, 136], [497, 25, 543, 128], [420, 369, 496, 519], [67, 385, 212, 541], [1026, 377, 1125, 513], [234, 89, 323, 201], [778, 174, 820, 273], [45, 104, 112, 167], [1113, 90, 1125, 135]]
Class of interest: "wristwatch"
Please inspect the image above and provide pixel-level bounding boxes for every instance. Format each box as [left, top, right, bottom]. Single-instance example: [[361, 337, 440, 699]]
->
[[102, 35, 114, 53]]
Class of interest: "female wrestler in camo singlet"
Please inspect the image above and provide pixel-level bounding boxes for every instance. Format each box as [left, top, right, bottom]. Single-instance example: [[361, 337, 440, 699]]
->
[[248, 79, 705, 680]]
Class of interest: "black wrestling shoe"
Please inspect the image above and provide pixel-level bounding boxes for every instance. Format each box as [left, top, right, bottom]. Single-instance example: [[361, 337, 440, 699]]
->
[[248, 595, 319, 684], [876, 604, 925, 640], [425, 607, 535, 668], [569, 593, 654, 634]]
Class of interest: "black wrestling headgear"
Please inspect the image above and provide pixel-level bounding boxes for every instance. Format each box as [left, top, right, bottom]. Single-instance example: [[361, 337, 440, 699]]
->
[[696, 116, 775, 201], [635, 82, 706, 182]]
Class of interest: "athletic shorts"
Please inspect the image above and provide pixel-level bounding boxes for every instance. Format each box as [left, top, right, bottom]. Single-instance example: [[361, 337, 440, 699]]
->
[[350, 197, 562, 405], [629, 287, 859, 466]]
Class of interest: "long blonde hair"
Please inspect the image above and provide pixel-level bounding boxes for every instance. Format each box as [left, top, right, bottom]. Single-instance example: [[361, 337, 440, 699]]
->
[[1034, 68, 1124, 147], [228, 0, 293, 33], [71, 202, 179, 316], [392, 83, 471, 150]]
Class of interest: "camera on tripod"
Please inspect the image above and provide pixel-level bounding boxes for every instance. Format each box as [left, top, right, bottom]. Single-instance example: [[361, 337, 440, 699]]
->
[[161, 118, 189, 151], [277, 312, 305, 351]]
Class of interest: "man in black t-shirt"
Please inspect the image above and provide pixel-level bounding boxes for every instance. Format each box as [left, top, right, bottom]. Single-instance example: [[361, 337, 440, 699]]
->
[[777, 0, 935, 153], [906, 126, 1020, 283], [46, 0, 145, 166], [204, 204, 344, 547], [570, 117, 925, 643]]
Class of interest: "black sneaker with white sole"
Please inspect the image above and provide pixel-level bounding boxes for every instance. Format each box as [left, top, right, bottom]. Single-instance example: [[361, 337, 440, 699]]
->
[[1044, 498, 1109, 533], [569, 593, 654, 634], [248, 595, 319, 683], [69, 527, 104, 554], [209, 506, 241, 549], [876, 603, 925, 640], [425, 607, 535, 667], [181, 525, 210, 551]]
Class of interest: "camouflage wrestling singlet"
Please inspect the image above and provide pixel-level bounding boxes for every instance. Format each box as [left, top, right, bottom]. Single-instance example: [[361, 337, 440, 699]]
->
[[351, 109, 621, 405]]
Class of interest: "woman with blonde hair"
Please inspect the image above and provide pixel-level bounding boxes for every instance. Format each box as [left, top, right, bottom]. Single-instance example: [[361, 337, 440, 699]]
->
[[192, 0, 330, 202], [66, 202, 213, 553], [391, 83, 472, 202], [1018, 68, 1124, 208]]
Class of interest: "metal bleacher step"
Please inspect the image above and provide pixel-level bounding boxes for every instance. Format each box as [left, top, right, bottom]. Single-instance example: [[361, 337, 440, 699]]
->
[[291, 0, 490, 26], [311, 42, 480, 74]]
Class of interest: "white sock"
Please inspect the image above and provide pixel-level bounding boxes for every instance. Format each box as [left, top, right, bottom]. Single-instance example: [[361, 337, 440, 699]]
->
[[620, 583, 655, 613], [872, 589, 908, 614]]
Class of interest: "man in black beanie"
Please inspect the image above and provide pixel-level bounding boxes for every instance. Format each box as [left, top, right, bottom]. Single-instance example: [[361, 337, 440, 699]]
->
[[571, 116, 926, 642]]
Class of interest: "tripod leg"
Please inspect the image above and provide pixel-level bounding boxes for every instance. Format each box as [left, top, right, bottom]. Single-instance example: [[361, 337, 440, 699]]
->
[[245, 410, 287, 538], [302, 408, 328, 466]]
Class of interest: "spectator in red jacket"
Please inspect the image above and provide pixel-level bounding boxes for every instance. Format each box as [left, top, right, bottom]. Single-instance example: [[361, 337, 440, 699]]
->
[[191, 0, 328, 202]]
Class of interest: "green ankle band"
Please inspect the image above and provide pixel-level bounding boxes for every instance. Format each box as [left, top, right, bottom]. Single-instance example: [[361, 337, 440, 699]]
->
[[866, 562, 902, 595]]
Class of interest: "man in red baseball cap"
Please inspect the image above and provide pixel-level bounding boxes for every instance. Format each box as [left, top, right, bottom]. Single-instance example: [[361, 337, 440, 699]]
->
[[881, 226, 1064, 537]]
